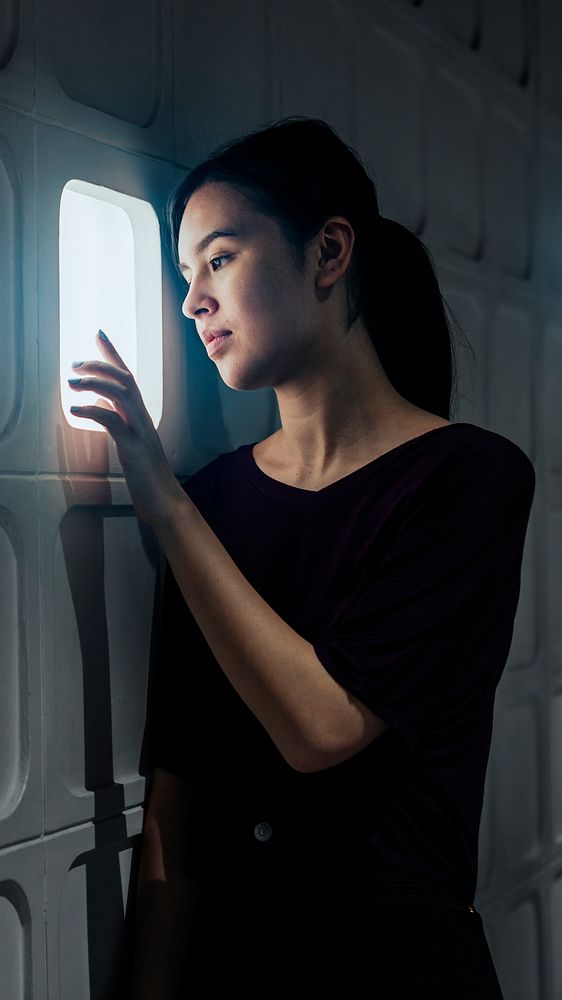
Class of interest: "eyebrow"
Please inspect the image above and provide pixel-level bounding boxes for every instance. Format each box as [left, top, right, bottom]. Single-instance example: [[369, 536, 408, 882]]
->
[[179, 229, 240, 271]]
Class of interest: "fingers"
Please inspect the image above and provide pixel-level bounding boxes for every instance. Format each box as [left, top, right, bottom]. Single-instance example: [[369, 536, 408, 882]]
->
[[96, 329, 130, 370], [71, 360, 132, 382], [69, 404, 123, 433], [68, 375, 133, 404], [70, 330, 131, 383], [68, 333, 136, 433]]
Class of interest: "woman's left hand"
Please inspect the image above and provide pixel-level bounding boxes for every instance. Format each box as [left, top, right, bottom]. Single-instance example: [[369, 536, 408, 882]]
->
[[68, 330, 186, 527]]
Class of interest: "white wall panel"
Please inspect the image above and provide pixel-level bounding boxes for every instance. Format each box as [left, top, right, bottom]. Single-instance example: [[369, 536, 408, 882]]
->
[[0, 840, 46, 1000], [356, 22, 424, 226], [487, 299, 536, 457], [0, 0, 34, 111], [0, 480, 41, 851], [0, 523, 20, 817], [0, 109, 37, 473], [484, 102, 531, 277], [498, 700, 543, 871], [276, 0, 350, 127], [427, 62, 482, 257], [551, 870, 562, 998], [544, 320, 562, 474], [481, 0, 530, 86], [552, 693, 562, 845], [546, 511, 562, 669], [173, 0, 269, 167], [47, 1, 162, 126], [0, 894, 25, 999], [35, 0, 174, 161], [437, 0, 480, 48], [539, 0, 562, 121], [497, 894, 542, 1000], [537, 138, 562, 295], [0, 147, 18, 436], [45, 810, 143, 1000], [41, 478, 158, 833]]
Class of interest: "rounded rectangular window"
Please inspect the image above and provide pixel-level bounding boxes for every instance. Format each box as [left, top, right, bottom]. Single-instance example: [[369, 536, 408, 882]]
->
[[59, 180, 163, 432]]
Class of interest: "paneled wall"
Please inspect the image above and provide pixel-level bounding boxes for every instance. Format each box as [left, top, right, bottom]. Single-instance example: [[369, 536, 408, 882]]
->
[[0, 1, 559, 997]]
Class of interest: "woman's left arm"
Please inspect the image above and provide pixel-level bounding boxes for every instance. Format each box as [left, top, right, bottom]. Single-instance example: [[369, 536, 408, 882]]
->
[[68, 332, 387, 773]]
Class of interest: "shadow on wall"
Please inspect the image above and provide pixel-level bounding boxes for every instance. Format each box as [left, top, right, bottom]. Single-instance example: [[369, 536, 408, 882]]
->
[[56, 424, 164, 998]]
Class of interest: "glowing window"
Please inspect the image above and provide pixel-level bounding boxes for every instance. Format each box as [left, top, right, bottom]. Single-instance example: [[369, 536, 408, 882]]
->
[[59, 180, 163, 433]]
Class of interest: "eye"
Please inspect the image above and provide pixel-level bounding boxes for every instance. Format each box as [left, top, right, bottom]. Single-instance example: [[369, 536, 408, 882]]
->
[[182, 254, 231, 293], [210, 254, 231, 271]]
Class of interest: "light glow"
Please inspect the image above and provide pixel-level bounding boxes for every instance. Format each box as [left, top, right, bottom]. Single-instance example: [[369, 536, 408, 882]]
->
[[59, 179, 163, 432]]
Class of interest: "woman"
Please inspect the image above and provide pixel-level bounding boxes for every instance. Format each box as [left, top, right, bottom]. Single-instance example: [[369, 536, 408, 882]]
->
[[68, 117, 535, 997]]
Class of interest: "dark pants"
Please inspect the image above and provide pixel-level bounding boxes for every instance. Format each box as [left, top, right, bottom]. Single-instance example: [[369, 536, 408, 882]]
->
[[188, 853, 505, 999]]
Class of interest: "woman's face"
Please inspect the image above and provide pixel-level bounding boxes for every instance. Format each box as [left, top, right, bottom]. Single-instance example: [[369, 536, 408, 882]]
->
[[177, 182, 325, 392]]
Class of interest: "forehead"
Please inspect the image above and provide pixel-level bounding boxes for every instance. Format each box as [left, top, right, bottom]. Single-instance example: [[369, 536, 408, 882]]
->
[[179, 185, 249, 249], [178, 183, 278, 265]]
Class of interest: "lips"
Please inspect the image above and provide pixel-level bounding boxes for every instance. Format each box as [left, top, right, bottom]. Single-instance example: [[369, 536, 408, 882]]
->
[[201, 328, 232, 344]]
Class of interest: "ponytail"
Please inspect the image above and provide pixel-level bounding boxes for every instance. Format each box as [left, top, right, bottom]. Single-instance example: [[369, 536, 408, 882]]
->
[[357, 216, 456, 420]]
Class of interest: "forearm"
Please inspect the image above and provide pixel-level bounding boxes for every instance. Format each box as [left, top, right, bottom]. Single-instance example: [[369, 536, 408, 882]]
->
[[152, 493, 346, 771]]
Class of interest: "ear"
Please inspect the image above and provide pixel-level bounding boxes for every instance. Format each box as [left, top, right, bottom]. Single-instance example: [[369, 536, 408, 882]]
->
[[315, 217, 355, 289]]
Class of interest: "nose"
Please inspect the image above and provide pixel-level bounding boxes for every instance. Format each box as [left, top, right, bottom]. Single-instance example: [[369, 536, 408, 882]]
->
[[181, 292, 192, 319], [181, 283, 215, 321]]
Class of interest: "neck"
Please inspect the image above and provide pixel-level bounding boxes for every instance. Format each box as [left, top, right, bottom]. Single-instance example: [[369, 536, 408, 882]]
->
[[272, 327, 420, 475]]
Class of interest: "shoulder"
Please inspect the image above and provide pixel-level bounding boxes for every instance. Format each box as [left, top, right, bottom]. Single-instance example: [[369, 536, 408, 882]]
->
[[403, 422, 535, 524], [435, 426, 536, 535], [451, 424, 535, 492]]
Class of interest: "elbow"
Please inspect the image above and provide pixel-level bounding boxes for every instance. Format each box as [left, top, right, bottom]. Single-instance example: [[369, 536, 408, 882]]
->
[[292, 743, 347, 773], [292, 756, 326, 774], [279, 729, 327, 773], [294, 707, 392, 773], [285, 718, 348, 773], [290, 735, 338, 773], [293, 740, 367, 773]]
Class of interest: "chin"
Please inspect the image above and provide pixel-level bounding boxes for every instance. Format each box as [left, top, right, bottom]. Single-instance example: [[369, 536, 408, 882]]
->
[[218, 363, 276, 394]]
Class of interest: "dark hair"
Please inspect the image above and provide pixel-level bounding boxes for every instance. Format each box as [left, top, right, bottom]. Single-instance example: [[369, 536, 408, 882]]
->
[[165, 115, 473, 421]]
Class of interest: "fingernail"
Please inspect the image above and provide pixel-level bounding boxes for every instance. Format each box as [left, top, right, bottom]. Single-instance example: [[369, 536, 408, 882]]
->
[[71, 361, 84, 368], [98, 329, 109, 341], [68, 377, 82, 385], [70, 406, 82, 412]]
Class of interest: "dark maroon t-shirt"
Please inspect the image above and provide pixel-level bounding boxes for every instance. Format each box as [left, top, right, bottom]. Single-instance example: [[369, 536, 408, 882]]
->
[[146, 422, 535, 904]]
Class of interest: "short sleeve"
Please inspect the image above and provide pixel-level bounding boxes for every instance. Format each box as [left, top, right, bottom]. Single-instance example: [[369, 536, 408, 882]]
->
[[312, 439, 535, 755]]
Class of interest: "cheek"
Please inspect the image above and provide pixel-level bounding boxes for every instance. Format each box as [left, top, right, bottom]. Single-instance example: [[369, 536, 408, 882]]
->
[[236, 269, 280, 315], [231, 258, 296, 329], [259, 263, 295, 307]]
